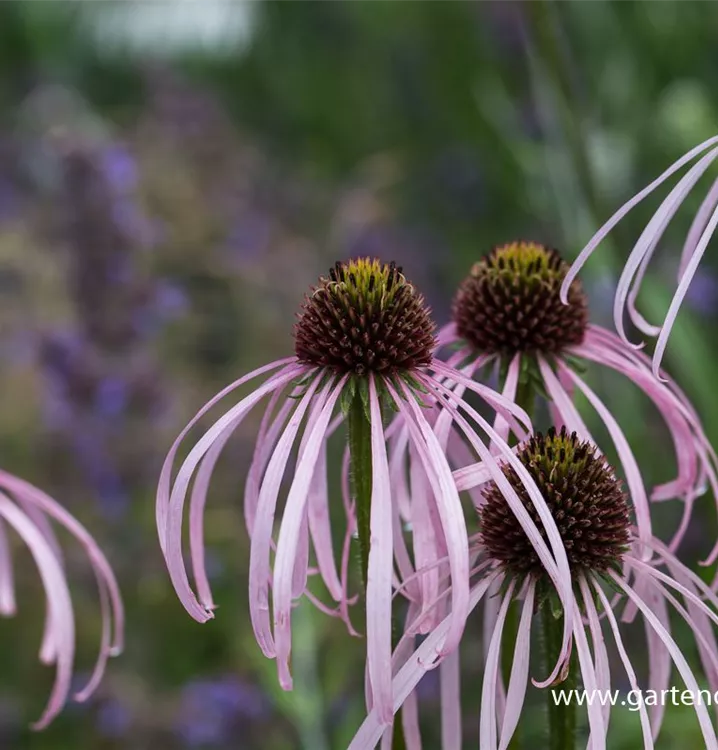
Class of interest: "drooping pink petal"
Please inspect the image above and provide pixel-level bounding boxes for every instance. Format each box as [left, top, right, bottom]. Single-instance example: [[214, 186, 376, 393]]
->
[[483, 577, 506, 726], [244, 389, 294, 534], [409, 441, 441, 633], [430, 360, 532, 441], [480, 580, 515, 750], [161, 363, 304, 621], [348, 571, 500, 750], [16, 497, 64, 563], [610, 570, 718, 748], [0, 494, 75, 730], [339, 447, 360, 636], [559, 362, 652, 554], [570, 597, 606, 750], [560, 134, 718, 309], [619, 145, 718, 340], [436, 322, 459, 347], [653, 201, 718, 379], [389, 379, 470, 660], [680, 175, 718, 279], [0, 517, 15, 616], [573, 329, 703, 504], [388, 435, 419, 603], [73, 571, 111, 702], [440, 649, 462, 750], [393, 602, 423, 750], [157, 357, 299, 557], [361, 375, 395, 725], [389, 424, 412, 522], [498, 579, 535, 750], [491, 353, 520, 452], [643, 570, 718, 723], [537, 356, 593, 440], [249, 373, 324, 658], [579, 575, 611, 732], [291, 509, 310, 600], [272, 376, 347, 689], [547, 366, 576, 431], [452, 444, 521, 493], [650, 538, 718, 612], [420, 372, 575, 686], [593, 580, 654, 750], [0, 471, 124, 678], [305, 433, 343, 601], [637, 572, 670, 736]]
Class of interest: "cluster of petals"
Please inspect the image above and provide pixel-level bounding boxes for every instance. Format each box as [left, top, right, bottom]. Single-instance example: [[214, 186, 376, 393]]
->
[[156, 253, 718, 749], [439, 321, 718, 562], [562, 133, 718, 378], [352, 529, 718, 750], [156, 352, 579, 728], [0, 469, 124, 728]]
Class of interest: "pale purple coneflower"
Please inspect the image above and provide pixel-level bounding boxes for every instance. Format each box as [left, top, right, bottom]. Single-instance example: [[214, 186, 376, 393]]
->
[[156, 257, 576, 728], [0, 469, 124, 729], [350, 429, 718, 750], [560, 134, 718, 379], [439, 241, 717, 559]]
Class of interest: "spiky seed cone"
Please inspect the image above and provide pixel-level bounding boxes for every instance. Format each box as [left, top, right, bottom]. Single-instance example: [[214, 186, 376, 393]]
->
[[294, 258, 436, 376], [452, 241, 588, 356], [480, 427, 630, 577]]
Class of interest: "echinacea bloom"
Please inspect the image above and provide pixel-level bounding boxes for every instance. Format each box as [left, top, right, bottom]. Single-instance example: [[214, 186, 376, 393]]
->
[[157, 257, 576, 726], [351, 430, 718, 750], [0, 469, 123, 728], [440, 241, 717, 557], [561, 134, 718, 378]]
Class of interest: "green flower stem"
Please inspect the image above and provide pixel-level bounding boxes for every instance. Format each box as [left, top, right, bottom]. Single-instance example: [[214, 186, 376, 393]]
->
[[347, 387, 406, 750], [542, 607, 577, 750], [348, 389, 372, 590]]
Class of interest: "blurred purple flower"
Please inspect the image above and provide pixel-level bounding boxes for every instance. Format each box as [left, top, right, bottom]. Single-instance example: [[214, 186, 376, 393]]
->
[[224, 212, 272, 262], [96, 699, 132, 739], [100, 145, 138, 192], [0, 180, 19, 222], [95, 377, 129, 418], [176, 676, 270, 747], [685, 267, 718, 316]]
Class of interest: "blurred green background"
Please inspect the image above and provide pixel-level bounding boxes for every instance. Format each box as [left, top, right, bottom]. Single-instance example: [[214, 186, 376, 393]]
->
[[1, 1, 718, 748]]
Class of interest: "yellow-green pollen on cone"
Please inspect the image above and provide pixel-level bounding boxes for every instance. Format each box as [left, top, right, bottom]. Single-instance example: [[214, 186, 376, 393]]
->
[[452, 241, 588, 356], [294, 258, 436, 376]]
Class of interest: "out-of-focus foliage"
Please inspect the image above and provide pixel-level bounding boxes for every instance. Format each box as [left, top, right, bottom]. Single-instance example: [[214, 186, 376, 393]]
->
[[0, 2, 717, 748]]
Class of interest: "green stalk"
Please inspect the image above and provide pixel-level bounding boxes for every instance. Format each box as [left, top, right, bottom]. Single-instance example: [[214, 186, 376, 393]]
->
[[347, 388, 406, 750], [348, 390, 372, 589], [542, 607, 577, 750]]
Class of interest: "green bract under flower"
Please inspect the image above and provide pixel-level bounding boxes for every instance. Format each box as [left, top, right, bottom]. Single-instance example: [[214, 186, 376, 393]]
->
[[452, 241, 588, 357], [294, 258, 436, 375], [480, 427, 630, 578]]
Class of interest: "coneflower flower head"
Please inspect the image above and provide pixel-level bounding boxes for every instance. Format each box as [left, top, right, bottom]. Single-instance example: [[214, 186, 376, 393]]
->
[[295, 259, 435, 375], [158, 256, 578, 729], [351, 432, 718, 750], [480, 427, 630, 578], [452, 241, 587, 357], [446, 240, 718, 563]]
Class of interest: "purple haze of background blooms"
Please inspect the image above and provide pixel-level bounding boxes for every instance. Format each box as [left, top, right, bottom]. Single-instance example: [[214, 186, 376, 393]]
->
[[561, 134, 718, 379], [156, 258, 581, 739], [39, 140, 172, 518], [175, 676, 270, 747]]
